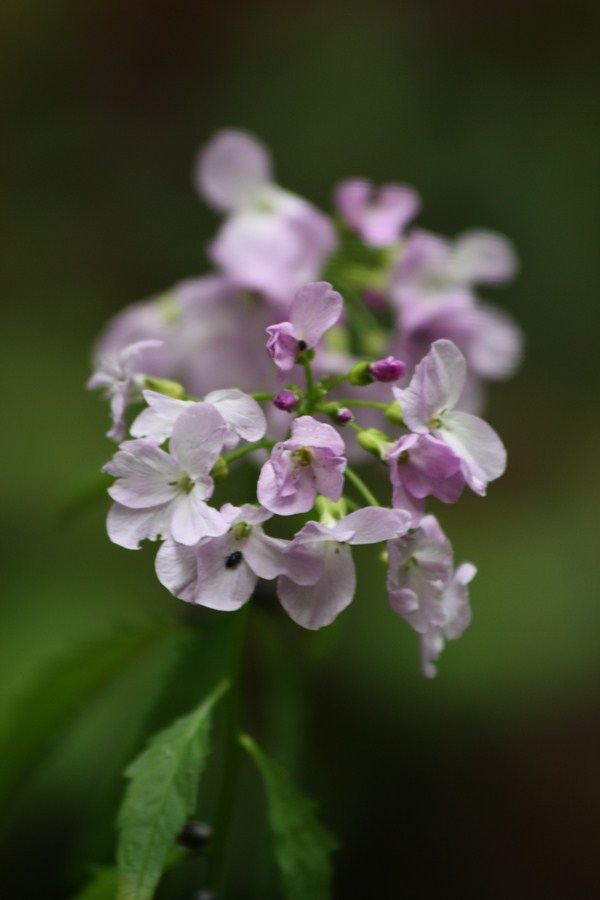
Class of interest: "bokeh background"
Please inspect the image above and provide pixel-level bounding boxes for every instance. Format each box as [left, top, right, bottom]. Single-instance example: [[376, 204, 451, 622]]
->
[[2, 0, 600, 897]]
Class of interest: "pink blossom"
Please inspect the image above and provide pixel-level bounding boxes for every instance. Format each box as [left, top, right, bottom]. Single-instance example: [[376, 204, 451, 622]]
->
[[103, 403, 229, 548], [87, 339, 163, 442], [388, 433, 465, 525], [266, 282, 343, 374], [155, 504, 288, 611], [278, 507, 411, 629], [194, 130, 337, 303], [257, 416, 347, 515], [393, 340, 506, 494], [334, 179, 420, 246], [131, 388, 266, 449]]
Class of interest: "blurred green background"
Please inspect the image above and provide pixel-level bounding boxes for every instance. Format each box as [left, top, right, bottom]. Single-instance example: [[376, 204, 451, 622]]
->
[[2, 0, 600, 897]]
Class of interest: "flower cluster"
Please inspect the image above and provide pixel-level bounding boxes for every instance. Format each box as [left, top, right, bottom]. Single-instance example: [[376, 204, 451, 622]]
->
[[88, 129, 522, 676]]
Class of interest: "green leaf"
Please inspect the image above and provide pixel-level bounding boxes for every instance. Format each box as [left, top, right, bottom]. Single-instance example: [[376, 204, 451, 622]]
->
[[116, 679, 229, 900], [0, 623, 185, 811], [71, 866, 117, 900], [239, 734, 339, 900]]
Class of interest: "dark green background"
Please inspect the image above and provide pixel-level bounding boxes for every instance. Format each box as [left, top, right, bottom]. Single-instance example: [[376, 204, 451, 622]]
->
[[2, 1, 599, 897]]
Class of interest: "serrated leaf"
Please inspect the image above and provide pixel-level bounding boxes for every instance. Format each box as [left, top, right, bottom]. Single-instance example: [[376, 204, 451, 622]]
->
[[0, 623, 184, 811], [116, 679, 229, 900], [240, 734, 339, 900]]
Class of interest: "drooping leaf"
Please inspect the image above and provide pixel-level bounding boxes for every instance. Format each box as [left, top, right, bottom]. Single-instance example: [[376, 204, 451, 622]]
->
[[71, 866, 118, 900], [116, 679, 229, 900], [0, 623, 185, 812], [239, 733, 339, 900]]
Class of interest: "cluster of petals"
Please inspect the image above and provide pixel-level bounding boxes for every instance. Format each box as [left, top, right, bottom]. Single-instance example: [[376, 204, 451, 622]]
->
[[194, 129, 337, 303], [156, 504, 287, 611], [278, 507, 411, 630], [334, 179, 420, 247], [386, 515, 475, 677], [257, 416, 347, 515], [393, 339, 506, 494], [105, 403, 231, 549], [266, 281, 343, 374]]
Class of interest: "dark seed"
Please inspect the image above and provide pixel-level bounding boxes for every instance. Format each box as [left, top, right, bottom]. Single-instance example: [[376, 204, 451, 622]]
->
[[177, 820, 213, 848], [225, 550, 243, 569], [297, 339, 307, 351]]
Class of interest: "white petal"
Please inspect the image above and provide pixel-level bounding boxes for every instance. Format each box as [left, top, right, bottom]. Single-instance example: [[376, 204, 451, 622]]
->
[[170, 493, 228, 545], [438, 411, 506, 493], [394, 339, 467, 430], [107, 502, 170, 549], [204, 389, 267, 442], [130, 392, 193, 441], [194, 129, 273, 212], [105, 442, 180, 508], [244, 531, 288, 580], [333, 507, 411, 545], [155, 539, 199, 601], [447, 231, 518, 285], [277, 543, 355, 630], [170, 403, 228, 475]]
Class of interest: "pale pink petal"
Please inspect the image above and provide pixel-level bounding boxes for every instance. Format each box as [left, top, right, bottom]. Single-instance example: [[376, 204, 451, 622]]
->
[[290, 416, 346, 456], [194, 129, 272, 212], [289, 282, 343, 348], [204, 389, 266, 442], [394, 339, 467, 430], [243, 531, 288, 580], [155, 538, 200, 602], [170, 492, 228, 545], [104, 442, 180, 508], [331, 507, 411, 545], [436, 410, 506, 494], [170, 403, 228, 475], [443, 562, 476, 640], [130, 391, 193, 441], [191, 535, 257, 610], [277, 543, 355, 629], [107, 502, 170, 549], [447, 231, 518, 284]]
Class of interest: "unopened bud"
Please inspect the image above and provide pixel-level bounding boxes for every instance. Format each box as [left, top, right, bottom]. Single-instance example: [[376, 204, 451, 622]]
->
[[356, 427, 393, 459], [348, 360, 374, 386], [336, 408, 353, 425], [369, 356, 406, 383], [384, 401, 404, 426], [273, 390, 299, 412], [210, 456, 229, 481], [144, 376, 186, 399]]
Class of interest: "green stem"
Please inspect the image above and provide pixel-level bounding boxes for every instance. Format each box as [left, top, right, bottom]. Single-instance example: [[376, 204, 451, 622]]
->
[[224, 438, 274, 464], [302, 360, 317, 411], [322, 372, 349, 394], [345, 466, 381, 507], [207, 602, 251, 894], [334, 399, 391, 410], [250, 392, 276, 401]]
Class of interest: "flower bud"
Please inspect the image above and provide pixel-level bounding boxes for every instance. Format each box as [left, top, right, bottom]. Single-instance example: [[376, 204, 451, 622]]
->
[[348, 360, 374, 386], [210, 456, 229, 481], [356, 427, 393, 459], [273, 389, 299, 412], [369, 356, 406, 382], [384, 401, 404, 426], [144, 376, 187, 399], [336, 408, 353, 425]]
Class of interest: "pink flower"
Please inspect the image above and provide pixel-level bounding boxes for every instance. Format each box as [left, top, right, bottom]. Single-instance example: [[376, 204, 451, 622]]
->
[[266, 282, 343, 374], [103, 403, 229, 549], [278, 507, 411, 629], [393, 340, 506, 494], [87, 339, 162, 442], [388, 433, 465, 525], [155, 504, 288, 611], [257, 416, 347, 515], [194, 130, 337, 303], [131, 388, 266, 450], [334, 179, 420, 246]]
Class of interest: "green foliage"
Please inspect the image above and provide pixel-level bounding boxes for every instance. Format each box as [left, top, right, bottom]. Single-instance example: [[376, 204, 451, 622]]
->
[[0, 624, 186, 813], [71, 866, 117, 900], [240, 734, 339, 900], [116, 680, 229, 900]]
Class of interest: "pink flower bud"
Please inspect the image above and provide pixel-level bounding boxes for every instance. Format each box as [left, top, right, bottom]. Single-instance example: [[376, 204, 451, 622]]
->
[[273, 390, 298, 412], [369, 356, 406, 382], [336, 408, 353, 425]]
